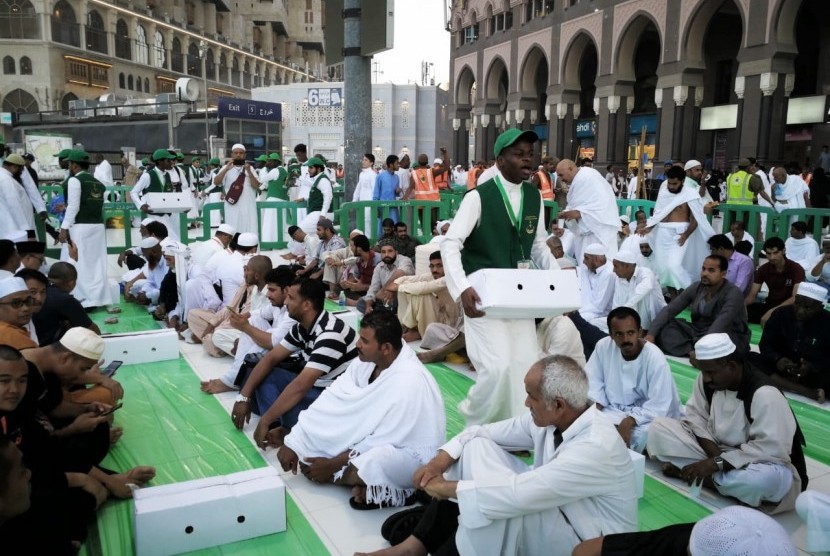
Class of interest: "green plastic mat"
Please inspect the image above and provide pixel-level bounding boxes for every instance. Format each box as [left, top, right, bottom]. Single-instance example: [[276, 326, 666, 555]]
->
[[667, 359, 830, 466], [79, 357, 330, 556], [425, 362, 713, 531], [676, 309, 762, 345]]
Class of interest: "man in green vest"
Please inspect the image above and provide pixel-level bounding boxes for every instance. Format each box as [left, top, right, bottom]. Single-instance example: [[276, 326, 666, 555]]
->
[[57, 150, 112, 308], [440, 128, 557, 425], [260, 153, 289, 243], [130, 148, 181, 240], [726, 158, 764, 206], [297, 156, 333, 233]]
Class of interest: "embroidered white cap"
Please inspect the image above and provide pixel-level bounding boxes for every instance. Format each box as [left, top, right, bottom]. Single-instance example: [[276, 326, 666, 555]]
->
[[693, 333, 736, 360], [613, 249, 637, 265], [0, 277, 28, 299], [796, 282, 828, 303], [684, 159, 703, 171], [583, 243, 606, 256], [217, 223, 236, 235], [231, 143, 246, 152], [237, 232, 259, 247], [140, 237, 160, 249], [59, 327, 104, 361], [689, 505, 796, 556]]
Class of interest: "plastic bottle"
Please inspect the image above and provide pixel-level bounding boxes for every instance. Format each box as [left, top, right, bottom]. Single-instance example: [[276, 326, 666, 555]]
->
[[338, 290, 346, 307]]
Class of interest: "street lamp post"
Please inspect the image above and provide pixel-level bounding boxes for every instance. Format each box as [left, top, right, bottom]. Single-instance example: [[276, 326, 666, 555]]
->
[[198, 40, 210, 157]]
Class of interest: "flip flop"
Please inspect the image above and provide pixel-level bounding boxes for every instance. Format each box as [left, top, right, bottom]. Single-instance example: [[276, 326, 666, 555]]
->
[[349, 491, 417, 511], [389, 507, 428, 546], [381, 506, 426, 541]]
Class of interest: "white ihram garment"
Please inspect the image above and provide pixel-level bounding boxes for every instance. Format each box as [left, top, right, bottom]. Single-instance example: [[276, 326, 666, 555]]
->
[[564, 166, 620, 260]]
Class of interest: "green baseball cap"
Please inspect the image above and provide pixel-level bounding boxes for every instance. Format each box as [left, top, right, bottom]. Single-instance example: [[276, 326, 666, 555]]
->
[[493, 128, 539, 158], [176, 152, 185, 160], [304, 157, 325, 168], [141, 158, 151, 165], [191, 157, 201, 163], [152, 148, 177, 161], [255, 154, 268, 162], [66, 149, 91, 163], [56, 148, 73, 159], [208, 157, 221, 165], [268, 152, 282, 161]]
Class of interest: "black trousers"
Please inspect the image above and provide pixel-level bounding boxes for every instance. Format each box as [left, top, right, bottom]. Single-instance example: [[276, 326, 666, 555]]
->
[[411, 498, 461, 556], [566, 312, 608, 361]]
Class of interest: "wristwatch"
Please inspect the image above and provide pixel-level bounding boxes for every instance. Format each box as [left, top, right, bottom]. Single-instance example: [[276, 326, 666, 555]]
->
[[235, 394, 250, 404], [714, 456, 724, 472]]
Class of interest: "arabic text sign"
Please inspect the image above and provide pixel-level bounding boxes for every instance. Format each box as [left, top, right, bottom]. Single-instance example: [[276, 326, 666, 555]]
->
[[308, 88, 343, 107], [218, 97, 282, 122]]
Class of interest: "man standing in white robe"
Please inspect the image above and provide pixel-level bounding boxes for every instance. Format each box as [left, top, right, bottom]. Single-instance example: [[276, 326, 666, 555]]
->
[[0, 156, 35, 239], [772, 167, 810, 228], [214, 144, 260, 235], [585, 306, 681, 453], [353, 153, 377, 233], [641, 165, 714, 292], [278, 311, 445, 509], [556, 159, 620, 261], [355, 355, 638, 556], [647, 333, 803, 514]]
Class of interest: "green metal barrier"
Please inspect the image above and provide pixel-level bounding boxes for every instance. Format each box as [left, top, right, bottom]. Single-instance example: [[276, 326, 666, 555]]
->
[[331, 186, 344, 212], [336, 200, 446, 244], [543, 200, 561, 222], [256, 200, 303, 250], [439, 190, 464, 218], [199, 202, 225, 240], [777, 208, 830, 244], [718, 204, 777, 263], [617, 199, 656, 217]]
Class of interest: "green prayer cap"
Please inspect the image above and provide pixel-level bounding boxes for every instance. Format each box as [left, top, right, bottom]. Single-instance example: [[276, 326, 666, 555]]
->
[[493, 128, 539, 159]]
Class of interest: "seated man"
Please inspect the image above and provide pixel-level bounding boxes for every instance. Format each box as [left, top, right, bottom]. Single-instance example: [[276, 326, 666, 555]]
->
[[200, 266, 298, 394], [749, 282, 829, 403], [745, 236, 805, 325], [647, 333, 806, 514], [16, 268, 46, 345], [32, 262, 101, 345], [115, 217, 156, 271], [356, 355, 638, 556], [357, 239, 415, 314], [572, 505, 796, 556], [123, 237, 168, 307], [120, 220, 169, 285], [339, 234, 381, 304], [602, 249, 665, 332], [0, 277, 37, 350], [785, 221, 819, 270], [283, 225, 320, 266], [707, 233, 754, 296], [189, 223, 235, 268], [585, 307, 681, 452], [182, 233, 257, 317], [322, 229, 363, 300], [566, 244, 614, 359], [187, 255, 272, 357], [546, 236, 576, 269], [277, 311, 445, 509], [393, 222, 422, 259], [646, 255, 750, 357], [807, 235, 830, 294], [727, 219, 755, 258], [392, 251, 460, 342], [296, 218, 346, 282], [548, 219, 575, 260], [230, 279, 358, 446]]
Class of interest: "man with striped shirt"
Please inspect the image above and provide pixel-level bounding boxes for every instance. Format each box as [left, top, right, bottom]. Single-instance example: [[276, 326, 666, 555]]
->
[[230, 278, 358, 448]]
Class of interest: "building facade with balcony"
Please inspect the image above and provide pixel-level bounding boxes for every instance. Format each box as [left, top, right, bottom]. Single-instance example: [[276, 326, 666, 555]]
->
[[448, 0, 830, 172], [0, 0, 327, 129]]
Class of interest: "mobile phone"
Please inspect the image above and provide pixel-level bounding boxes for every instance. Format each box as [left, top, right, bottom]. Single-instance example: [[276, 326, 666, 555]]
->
[[99, 402, 123, 416], [102, 360, 122, 378]]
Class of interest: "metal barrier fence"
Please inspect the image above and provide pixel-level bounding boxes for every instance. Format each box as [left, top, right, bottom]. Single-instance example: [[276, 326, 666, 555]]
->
[[256, 200, 304, 250], [336, 200, 446, 244]]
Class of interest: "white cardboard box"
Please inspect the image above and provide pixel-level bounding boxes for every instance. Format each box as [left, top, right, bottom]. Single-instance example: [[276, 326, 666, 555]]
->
[[144, 192, 193, 213], [467, 268, 580, 319], [629, 449, 645, 498], [134, 467, 286, 556], [330, 308, 360, 332], [102, 328, 179, 365]]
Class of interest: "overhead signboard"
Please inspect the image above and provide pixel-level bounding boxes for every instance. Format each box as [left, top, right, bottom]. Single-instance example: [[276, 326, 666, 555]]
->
[[575, 118, 596, 138], [308, 88, 343, 107], [217, 97, 282, 122], [786, 95, 826, 125], [324, 0, 394, 65], [700, 104, 738, 131]]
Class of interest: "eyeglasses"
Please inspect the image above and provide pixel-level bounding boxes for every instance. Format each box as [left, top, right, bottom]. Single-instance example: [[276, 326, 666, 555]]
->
[[0, 297, 35, 309]]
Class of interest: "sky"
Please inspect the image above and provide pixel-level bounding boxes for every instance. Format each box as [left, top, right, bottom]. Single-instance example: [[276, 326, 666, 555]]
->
[[371, 0, 451, 87]]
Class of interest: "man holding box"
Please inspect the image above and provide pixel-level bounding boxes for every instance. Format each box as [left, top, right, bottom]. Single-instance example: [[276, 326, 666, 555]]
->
[[440, 128, 557, 425]]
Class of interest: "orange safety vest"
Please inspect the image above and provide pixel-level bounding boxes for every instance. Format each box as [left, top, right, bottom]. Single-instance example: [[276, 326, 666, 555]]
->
[[412, 167, 440, 201], [466, 168, 479, 190], [536, 170, 554, 200], [434, 167, 449, 190]]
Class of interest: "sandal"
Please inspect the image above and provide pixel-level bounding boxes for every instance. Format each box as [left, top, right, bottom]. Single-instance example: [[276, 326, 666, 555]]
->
[[349, 491, 418, 511], [381, 506, 427, 541]]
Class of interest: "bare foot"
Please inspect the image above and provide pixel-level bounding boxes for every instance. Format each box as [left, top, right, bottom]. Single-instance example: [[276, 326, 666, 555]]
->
[[354, 536, 428, 556], [402, 329, 421, 343], [107, 466, 157, 499], [200, 379, 234, 394], [351, 485, 367, 504], [265, 426, 290, 448], [110, 426, 124, 445], [817, 388, 826, 404], [661, 462, 683, 479], [416, 350, 444, 364]]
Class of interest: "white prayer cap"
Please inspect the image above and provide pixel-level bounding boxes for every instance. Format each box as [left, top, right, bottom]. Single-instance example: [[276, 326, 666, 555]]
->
[[217, 223, 236, 235], [613, 249, 637, 265], [796, 490, 830, 552], [0, 277, 27, 299], [349, 229, 364, 238], [140, 217, 156, 227], [433, 158, 443, 165], [796, 282, 828, 303], [140, 237, 160, 249], [583, 243, 606, 256], [693, 333, 736, 360], [59, 327, 104, 361], [162, 241, 186, 257], [638, 235, 652, 245], [684, 160, 703, 171], [619, 214, 630, 224], [3, 230, 28, 243], [237, 232, 259, 247], [231, 143, 246, 152], [689, 505, 796, 556]]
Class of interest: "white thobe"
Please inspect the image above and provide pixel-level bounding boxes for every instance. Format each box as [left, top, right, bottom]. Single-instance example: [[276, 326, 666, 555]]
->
[[647, 374, 800, 513], [443, 407, 638, 556], [577, 263, 614, 321], [785, 237, 820, 270], [130, 168, 183, 240], [599, 265, 666, 331], [19, 169, 45, 229], [756, 169, 773, 237], [294, 166, 312, 223], [0, 168, 32, 237], [476, 165, 498, 186], [299, 175, 333, 234], [190, 237, 228, 268], [134, 259, 169, 304], [94, 159, 114, 186], [441, 169, 557, 425], [564, 167, 620, 260], [585, 338, 681, 452], [396, 167, 411, 199], [61, 173, 112, 307], [353, 167, 377, 232], [220, 166, 259, 234], [210, 250, 245, 306]]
